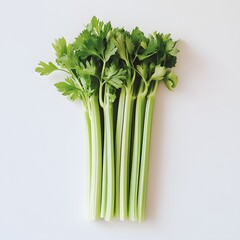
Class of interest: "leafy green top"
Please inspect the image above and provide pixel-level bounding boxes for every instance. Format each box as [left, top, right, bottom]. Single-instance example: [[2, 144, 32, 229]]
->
[[35, 16, 179, 106]]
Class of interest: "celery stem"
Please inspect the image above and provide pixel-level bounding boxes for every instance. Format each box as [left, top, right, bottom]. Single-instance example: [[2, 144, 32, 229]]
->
[[115, 88, 126, 217], [137, 90, 156, 222], [105, 106, 115, 220], [84, 108, 92, 218], [89, 95, 102, 220], [100, 111, 107, 218], [129, 89, 146, 221], [120, 90, 134, 220]]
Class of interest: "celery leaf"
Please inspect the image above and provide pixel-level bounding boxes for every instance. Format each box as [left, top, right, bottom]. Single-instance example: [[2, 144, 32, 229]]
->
[[35, 61, 58, 75]]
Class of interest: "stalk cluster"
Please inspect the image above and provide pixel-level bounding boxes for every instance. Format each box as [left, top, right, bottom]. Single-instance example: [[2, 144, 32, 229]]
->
[[36, 16, 179, 222]]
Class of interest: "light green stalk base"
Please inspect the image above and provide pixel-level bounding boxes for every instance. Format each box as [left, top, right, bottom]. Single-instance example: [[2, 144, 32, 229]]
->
[[137, 91, 156, 222], [89, 95, 102, 220], [100, 114, 107, 218], [105, 96, 115, 221], [129, 94, 146, 221], [120, 91, 134, 220], [84, 109, 92, 218], [115, 88, 126, 218]]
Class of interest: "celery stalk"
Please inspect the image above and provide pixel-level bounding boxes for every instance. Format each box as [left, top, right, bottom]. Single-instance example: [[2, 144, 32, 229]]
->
[[104, 85, 115, 221], [100, 115, 107, 218], [120, 90, 134, 220], [137, 83, 157, 222], [84, 108, 92, 218], [89, 95, 102, 220], [129, 85, 146, 221], [115, 88, 126, 217]]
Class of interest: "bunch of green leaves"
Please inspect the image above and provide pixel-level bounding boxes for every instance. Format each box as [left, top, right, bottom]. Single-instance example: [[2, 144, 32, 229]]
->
[[35, 16, 127, 107]]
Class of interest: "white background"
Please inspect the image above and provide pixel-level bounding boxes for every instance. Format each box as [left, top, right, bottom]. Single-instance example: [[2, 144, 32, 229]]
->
[[0, 0, 240, 239]]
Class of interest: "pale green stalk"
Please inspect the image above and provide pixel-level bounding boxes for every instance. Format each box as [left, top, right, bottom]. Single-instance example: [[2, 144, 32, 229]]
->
[[100, 114, 107, 218], [137, 82, 157, 222], [115, 88, 126, 217], [129, 81, 147, 221], [84, 108, 92, 218], [89, 95, 102, 220], [104, 85, 115, 220], [120, 90, 134, 220]]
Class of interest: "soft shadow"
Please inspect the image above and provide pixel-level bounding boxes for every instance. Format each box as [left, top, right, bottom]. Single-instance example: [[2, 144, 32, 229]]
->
[[173, 40, 208, 92], [146, 86, 168, 224], [147, 40, 202, 224]]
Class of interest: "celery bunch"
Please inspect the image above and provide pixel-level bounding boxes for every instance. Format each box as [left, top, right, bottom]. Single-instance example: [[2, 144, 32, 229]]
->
[[35, 16, 179, 222]]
